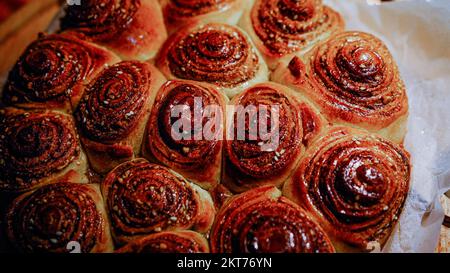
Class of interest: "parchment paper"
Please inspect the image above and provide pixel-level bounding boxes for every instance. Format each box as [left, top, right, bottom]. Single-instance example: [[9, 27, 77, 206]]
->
[[325, 0, 450, 252]]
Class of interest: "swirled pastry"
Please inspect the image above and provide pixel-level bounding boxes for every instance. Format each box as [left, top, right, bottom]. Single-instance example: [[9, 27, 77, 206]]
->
[[283, 127, 410, 251], [102, 159, 215, 245], [272, 31, 408, 143], [239, 0, 344, 69], [160, 0, 247, 34], [75, 61, 166, 174], [223, 82, 324, 193], [116, 231, 209, 253], [210, 186, 335, 253], [61, 0, 167, 60], [6, 182, 113, 253], [143, 80, 227, 189], [0, 108, 87, 193], [2, 33, 119, 112], [156, 23, 269, 98]]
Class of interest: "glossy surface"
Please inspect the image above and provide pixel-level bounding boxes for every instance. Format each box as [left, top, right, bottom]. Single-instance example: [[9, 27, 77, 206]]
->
[[211, 186, 335, 253], [251, 0, 343, 56], [0, 109, 80, 192], [61, 0, 139, 43], [6, 183, 108, 253], [117, 231, 209, 253], [102, 159, 214, 244], [223, 83, 322, 192], [146, 80, 224, 188], [75, 61, 152, 143], [288, 128, 410, 248], [2, 33, 116, 110], [165, 24, 259, 88]]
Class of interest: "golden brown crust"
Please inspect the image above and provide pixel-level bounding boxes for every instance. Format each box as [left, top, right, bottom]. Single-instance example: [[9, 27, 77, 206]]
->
[[116, 230, 209, 253], [6, 182, 113, 253], [2, 33, 119, 112], [61, 0, 167, 60], [74, 61, 166, 174], [283, 127, 410, 251], [272, 31, 409, 143], [210, 186, 335, 253], [223, 82, 325, 193], [156, 22, 269, 98], [143, 80, 226, 190], [240, 0, 344, 69], [161, 0, 247, 34], [0, 108, 88, 193], [101, 158, 215, 245]]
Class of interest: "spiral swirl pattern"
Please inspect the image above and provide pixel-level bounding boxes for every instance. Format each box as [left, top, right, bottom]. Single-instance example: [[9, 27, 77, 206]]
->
[[6, 183, 106, 253], [211, 186, 334, 253], [165, 0, 235, 20], [0, 110, 80, 192], [117, 231, 209, 253], [291, 128, 410, 247], [147, 81, 223, 183], [166, 23, 260, 88], [251, 0, 343, 56], [75, 61, 152, 143], [224, 83, 318, 190], [61, 0, 139, 42], [103, 159, 202, 243], [3, 34, 101, 106], [308, 31, 407, 125]]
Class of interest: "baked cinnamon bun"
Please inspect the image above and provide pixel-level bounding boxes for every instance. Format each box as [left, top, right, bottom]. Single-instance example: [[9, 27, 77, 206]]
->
[[116, 231, 209, 253], [6, 182, 113, 253], [75, 61, 166, 174], [61, 0, 167, 60], [102, 158, 215, 245], [156, 23, 269, 98], [283, 127, 411, 251], [240, 0, 344, 69], [223, 82, 324, 193], [0, 108, 87, 193], [2, 33, 119, 112], [210, 186, 335, 253], [161, 0, 247, 34], [143, 80, 227, 189], [272, 31, 408, 143]]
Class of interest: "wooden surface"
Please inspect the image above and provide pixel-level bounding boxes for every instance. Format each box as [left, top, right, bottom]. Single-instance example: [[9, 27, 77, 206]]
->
[[0, 0, 59, 74], [438, 195, 450, 253], [0, 0, 448, 253]]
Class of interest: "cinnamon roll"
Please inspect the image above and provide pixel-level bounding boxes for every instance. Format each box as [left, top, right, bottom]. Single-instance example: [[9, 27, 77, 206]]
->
[[283, 127, 410, 251], [102, 159, 215, 245], [239, 0, 344, 69], [272, 31, 409, 143], [116, 231, 209, 253], [156, 23, 269, 98], [6, 182, 113, 253], [2, 33, 119, 112], [210, 186, 335, 253], [0, 108, 87, 193], [161, 0, 247, 34], [75, 61, 166, 174], [223, 82, 324, 193], [143, 80, 227, 189], [60, 0, 167, 61]]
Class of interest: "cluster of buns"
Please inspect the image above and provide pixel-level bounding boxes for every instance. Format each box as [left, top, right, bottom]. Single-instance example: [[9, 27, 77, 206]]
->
[[0, 0, 410, 253]]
